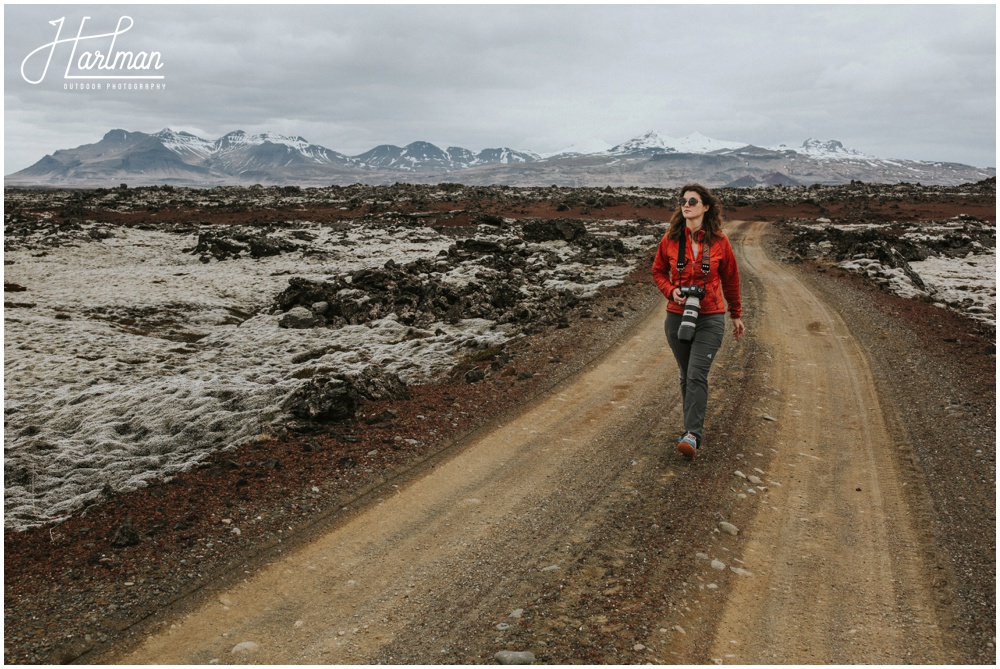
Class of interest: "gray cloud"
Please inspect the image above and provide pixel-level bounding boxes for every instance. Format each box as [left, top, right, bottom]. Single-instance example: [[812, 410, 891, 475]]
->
[[4, 4, 996, 172]]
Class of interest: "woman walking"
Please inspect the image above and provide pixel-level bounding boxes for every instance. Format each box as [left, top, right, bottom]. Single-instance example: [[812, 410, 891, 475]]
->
[[651, 183, 744, 459]]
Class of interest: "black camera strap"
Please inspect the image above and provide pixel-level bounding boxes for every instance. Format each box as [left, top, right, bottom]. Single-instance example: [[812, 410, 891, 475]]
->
[[676, 229, 711, 278]]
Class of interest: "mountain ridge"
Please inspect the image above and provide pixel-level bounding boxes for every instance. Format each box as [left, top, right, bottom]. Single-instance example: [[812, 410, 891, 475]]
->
[[6, 128, 994, 188]]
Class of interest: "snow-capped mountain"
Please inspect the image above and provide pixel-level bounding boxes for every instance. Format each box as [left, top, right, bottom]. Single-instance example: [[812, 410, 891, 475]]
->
[[149, 128, 357, 167], [352, 141, 539, 172], [152, 129, 216, 159], [216, 130, 354, 163], [776, 138, 873, 161], [605, 131, 676, 156], [206, 130, 359, 174], [542, 138, 613, 159], [606, 130, 749, 156], [475, 147, 540, 165], [5, 128, 994, 188], [354, 142, 451, 171]]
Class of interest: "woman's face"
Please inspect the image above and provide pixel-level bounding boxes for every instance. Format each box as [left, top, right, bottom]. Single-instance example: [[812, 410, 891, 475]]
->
[[680, 190, 710, 224]]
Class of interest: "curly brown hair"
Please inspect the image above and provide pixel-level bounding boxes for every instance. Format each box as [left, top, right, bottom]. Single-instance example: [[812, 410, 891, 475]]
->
[[667, 183, 725, 243]]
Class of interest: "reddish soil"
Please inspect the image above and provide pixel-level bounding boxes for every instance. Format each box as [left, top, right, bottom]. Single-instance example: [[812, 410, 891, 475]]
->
[[25, 197, 996, 235]]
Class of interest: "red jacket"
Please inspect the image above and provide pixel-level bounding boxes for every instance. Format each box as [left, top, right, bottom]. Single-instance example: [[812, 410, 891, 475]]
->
[[651, 227, 742, 319]]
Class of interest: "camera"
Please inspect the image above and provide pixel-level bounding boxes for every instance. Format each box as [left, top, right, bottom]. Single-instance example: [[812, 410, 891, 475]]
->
[[676, 285, 706, 341]]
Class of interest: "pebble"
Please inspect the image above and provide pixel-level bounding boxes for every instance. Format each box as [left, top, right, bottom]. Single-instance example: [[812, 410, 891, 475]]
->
[[730, 567, 753, 576], [711, 559, 727, 570], [696, 552, 709, 560], [762, 414, 778, 422], [230, 641, 259, 653], [633, 643, 646, 651], [747, 475, 763, 485], [719, 522, 739, 535], [673, 625, 687, 635], [707, 583, 719, 590], [496, 623, 512, 631], [510, 608, 524, 618], [495, 650, 535, 664], [734, 470, 747, 479], [540, 565, 560, 572]]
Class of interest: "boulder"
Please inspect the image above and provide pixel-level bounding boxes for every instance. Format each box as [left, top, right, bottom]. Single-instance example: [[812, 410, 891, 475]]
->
[[349, 365, 410, 401], [522, 217, 587, 242], [279, 306, 318, 329], [281, 364, 408, 424], [281, 377, 356, 422]]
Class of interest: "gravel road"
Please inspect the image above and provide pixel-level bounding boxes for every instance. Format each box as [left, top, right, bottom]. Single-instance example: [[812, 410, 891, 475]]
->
[[104, 220, 993, 664], [704, 221, 949, 663]]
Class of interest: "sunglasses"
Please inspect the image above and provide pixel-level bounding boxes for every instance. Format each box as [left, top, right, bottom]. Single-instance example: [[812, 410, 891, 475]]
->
[[678, 197, 703, 207]]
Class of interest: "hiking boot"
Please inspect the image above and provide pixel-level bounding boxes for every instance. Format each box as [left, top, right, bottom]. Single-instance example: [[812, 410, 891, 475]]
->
[[676, 432, 699, 460]]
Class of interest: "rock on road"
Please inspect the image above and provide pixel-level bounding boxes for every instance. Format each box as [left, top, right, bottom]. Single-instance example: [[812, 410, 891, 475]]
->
[[111, 221, 956, 664]]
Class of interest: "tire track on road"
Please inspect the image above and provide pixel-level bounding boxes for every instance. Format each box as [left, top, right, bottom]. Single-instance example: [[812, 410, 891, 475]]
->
[[705, 220, 951, 664]]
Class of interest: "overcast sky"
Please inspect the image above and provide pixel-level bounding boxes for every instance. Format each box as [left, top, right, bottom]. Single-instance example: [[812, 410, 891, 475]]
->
[[4, 3, 996, 173]]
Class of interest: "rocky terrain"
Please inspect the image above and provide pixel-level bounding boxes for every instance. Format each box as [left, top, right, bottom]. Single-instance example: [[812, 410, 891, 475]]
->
[[4, 185, 661, 531], [779, 214, 995, 332], [3, 179, 995, 664]]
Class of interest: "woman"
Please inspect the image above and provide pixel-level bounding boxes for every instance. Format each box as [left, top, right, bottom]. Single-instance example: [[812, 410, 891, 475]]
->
[[651, 183, 744, 459]]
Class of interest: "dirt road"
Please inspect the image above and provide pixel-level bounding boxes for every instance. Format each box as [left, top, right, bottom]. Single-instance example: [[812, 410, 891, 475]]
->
[[112, 221, 953, 664], [702, 221, 952, 664]]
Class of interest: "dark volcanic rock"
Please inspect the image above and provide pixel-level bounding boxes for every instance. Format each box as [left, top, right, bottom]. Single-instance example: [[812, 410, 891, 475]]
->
[[576, 235, 628, 259], [281, 365, 409, 424], [274, 249, 585, 333], [786, 217, 994, 266], [350, 365, 410, 402], [522, 218, 587, 242], [282, 376, 357, 423], [186, 227, 302, 262]]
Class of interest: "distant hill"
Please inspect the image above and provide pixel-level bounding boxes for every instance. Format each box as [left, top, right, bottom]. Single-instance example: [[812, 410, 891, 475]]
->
[[6, 128, 994, 188]]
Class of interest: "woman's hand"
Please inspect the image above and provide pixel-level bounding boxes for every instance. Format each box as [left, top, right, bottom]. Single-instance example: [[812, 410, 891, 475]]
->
[[732, 318, 746, 339], [671, 287, 686, 305]]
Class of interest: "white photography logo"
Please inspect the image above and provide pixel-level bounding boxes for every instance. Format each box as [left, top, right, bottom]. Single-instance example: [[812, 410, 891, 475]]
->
[[21, 16, 165, 88]]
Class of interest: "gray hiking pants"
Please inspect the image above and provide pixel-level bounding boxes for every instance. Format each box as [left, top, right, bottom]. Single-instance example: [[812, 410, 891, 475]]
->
[[664, 312, 725, 442]]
